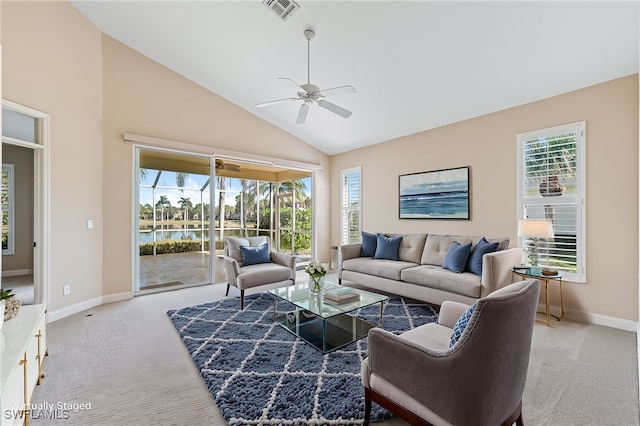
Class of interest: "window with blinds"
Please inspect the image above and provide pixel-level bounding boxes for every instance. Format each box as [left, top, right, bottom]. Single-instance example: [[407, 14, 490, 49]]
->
[[341, 167, 361, 244], [517, 122, 586, 283]]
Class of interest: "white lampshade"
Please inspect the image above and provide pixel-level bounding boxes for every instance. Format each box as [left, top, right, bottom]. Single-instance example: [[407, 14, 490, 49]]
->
[[518, 219, 554, 238]]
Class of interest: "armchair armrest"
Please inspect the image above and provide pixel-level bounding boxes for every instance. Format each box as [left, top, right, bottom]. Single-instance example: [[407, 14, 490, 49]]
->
[[480, 248, 523, 297], [367, 328, 452, 414], [438, 301, 471, 328], [270, 251, 297, 283], [222, 255, 240, 286]]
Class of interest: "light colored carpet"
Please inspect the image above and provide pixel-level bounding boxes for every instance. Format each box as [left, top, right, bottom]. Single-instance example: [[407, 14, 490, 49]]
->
[[29, 277, 639, 425]]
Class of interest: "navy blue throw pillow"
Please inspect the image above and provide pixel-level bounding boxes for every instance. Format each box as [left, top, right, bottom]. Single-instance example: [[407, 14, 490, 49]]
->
[[360, 231, 378, 257], [443, 241, 472, 273], [240, 243, 271, 266], [466, 237, 499, 276], [373, 234, 402, 261]]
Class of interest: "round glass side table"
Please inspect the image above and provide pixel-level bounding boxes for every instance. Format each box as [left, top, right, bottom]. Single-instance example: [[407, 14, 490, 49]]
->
[[511, 267, 564, 326]]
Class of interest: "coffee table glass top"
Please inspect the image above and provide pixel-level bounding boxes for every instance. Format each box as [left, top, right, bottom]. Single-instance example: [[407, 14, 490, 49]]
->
[[268, 282, 388, 319], [268, 282, 388, 353]]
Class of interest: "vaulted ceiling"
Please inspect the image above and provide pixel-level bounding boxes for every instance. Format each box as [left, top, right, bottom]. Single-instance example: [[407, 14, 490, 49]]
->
[[72, 1, 639, 156]]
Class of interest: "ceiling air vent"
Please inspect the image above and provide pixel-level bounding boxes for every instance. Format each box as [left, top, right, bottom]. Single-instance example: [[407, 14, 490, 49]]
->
[[263, 0, 300, 22]]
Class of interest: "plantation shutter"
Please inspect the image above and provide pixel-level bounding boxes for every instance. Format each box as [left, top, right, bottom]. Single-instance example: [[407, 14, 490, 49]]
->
[[517, 122, 585, 283], [341, 167, 361, 244]]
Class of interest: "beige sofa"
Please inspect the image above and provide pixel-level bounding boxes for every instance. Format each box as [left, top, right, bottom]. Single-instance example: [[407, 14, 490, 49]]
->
[[338, 233, 523, 306]]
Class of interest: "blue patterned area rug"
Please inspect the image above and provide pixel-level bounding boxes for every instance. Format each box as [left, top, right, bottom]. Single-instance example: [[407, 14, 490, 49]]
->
[[167, 292, 437, 425]]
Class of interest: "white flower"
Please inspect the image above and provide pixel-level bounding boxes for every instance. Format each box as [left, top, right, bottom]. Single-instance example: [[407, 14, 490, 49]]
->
[[305, 259, 327, 276]]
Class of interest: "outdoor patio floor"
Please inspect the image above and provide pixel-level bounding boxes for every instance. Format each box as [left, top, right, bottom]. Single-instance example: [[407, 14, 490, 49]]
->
[[139, 251, 313, 291], [139, 251, 220, 290]]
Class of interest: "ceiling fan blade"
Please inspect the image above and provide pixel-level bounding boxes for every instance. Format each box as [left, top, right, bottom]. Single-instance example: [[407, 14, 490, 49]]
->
[[317, 100, 352, 118], [278, 77, 305, 91], [296, 103, 310, 125], [256, 97, 299, 108], [316, 85, 356, 98]]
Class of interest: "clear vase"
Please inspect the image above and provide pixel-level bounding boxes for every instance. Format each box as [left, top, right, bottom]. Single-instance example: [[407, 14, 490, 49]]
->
[[309, 275, 325, 294]]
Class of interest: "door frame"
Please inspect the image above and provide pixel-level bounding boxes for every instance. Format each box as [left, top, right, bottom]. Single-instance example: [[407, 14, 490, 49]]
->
[[1, 99, 51, 307]]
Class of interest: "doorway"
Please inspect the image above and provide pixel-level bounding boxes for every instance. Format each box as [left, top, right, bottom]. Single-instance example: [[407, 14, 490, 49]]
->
[[131, 138, 317, 295], [135, 147, 214, 294], [1, 100, 50, 306]]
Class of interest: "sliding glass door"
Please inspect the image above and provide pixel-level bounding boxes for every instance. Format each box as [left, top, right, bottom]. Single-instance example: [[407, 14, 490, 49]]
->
[[135, 148, 213, 293]]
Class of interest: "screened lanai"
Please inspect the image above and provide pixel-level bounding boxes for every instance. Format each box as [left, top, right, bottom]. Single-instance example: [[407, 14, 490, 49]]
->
[[136, 148, 313, 293]]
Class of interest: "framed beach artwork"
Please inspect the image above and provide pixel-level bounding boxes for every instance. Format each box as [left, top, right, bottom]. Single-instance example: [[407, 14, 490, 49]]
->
[[399, 166, 470, 220]]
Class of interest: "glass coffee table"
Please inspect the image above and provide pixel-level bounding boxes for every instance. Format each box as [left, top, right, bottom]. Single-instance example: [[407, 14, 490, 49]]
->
[[268, 283, 388, 354]]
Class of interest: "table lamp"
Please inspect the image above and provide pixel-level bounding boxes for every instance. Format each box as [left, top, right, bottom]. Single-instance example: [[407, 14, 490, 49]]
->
[[518, 219, 553, 267]]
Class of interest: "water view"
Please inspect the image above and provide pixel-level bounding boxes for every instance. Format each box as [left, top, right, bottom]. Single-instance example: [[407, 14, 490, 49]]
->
[[139, 229, 210, 244]]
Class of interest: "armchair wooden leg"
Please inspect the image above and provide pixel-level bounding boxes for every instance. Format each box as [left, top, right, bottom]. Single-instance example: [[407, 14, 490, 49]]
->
[[240, 290, 245, 310], [365, 386, 432, 426], [363, 387, 372, 426], [225, 283, 230, 296], [502, 400, 524, 426]]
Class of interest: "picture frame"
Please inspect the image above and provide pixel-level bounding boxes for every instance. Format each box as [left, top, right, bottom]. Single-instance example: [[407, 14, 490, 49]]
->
[[399, 166, 470, 220]]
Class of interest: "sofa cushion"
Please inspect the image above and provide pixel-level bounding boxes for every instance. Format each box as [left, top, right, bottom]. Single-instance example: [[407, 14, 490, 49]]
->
[[401, 265, 482, 298], [360, 231, 378, 257], [449, 303, 476, 347], [421, 234, 510, 266], [401, 322, 452, 351], [226, 236, 269, 263], [236, 263, 292, 289], [388, 233, 428, 264], [421, 234, 455, 266], [342, 257, 417, 281], [374, 234, 402, 260], [465, 237, 499, 275], [486, 237, 511, 251], [239, 243, 272, 266], [443, 241, 472, 273]]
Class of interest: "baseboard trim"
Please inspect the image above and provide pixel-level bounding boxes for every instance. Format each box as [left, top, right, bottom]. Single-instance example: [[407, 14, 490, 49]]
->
[[103, 291, 134, 305], [2, 269, 33, 277], [47, 292, 134, 322], [566, 309, 638, 332], [47, 296, 103, 323], [539, 303, 638, 332]]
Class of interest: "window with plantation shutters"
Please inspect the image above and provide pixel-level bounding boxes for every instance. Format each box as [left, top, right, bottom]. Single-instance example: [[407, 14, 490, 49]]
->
[[517, 122, 586, 283], [341, 167, 361, 244]]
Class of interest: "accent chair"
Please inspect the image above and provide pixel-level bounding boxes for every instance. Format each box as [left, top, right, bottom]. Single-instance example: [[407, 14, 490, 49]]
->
[[361, 279, 540, 426], [222, 236, 296, 309]]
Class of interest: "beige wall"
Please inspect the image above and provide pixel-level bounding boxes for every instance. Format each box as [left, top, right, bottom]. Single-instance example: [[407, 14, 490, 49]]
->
[[2, 1, 104, 311], [2, 145, 34, 272], [331, 75, 639, 322], [101, 35, 331, 297], [2, 1, 637, 324]]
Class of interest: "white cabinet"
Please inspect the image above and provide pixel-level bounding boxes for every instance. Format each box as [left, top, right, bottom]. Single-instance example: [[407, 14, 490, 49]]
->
[[0, 305, 47, 426]]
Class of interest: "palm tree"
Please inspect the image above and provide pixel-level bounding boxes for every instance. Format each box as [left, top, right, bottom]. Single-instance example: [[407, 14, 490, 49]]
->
[[156, 195, 171, 229], [178, 197, 193, 223], [278, 180, 307, 207], [139, 203, 153, 220]]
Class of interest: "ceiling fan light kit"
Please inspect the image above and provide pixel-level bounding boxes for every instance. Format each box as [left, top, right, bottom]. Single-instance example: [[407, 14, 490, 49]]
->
[[256, 29, 356, 124]]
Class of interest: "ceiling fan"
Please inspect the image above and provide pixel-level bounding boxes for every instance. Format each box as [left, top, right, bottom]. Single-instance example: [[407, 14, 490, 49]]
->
[[215, 159, 241, 172], [256, 29, 356, 124]]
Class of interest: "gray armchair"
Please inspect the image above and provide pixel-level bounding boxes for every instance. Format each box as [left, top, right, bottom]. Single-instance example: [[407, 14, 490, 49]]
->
[[222, 236, 296, 309], [362, 279, 540, 426]]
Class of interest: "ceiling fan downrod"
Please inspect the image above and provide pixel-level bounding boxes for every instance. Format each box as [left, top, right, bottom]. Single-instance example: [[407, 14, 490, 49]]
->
[[304, 29, 315, 86]]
